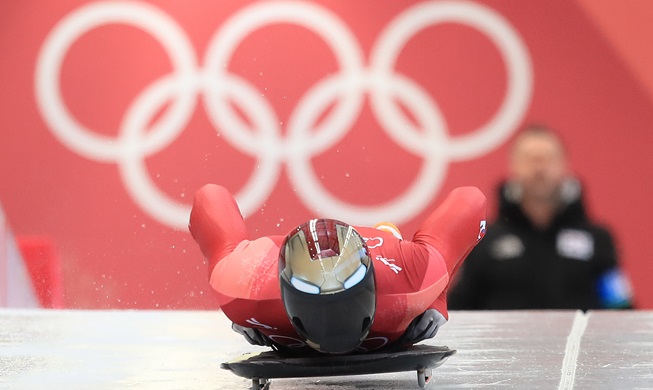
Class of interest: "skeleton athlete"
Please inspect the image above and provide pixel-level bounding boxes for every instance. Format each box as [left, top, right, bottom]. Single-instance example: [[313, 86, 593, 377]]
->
[[189, 184, 486, 354]]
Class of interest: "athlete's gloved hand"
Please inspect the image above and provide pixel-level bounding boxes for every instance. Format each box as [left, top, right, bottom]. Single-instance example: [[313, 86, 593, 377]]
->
[[400, 309, 447, 346], [232, 323, 273, 347]]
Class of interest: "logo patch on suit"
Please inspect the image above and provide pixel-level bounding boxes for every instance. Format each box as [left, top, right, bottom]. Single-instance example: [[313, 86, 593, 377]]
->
[[491, 234, 525, 260], [478, 220, 487, 240], [556, 229, 594, 261], [374, 256, 403, 274], [597, 268, 632, 308], [364, 237, 383, 249]]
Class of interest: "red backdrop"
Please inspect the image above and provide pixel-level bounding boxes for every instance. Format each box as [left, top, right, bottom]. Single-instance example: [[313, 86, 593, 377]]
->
[[1, 0, 652, 309]]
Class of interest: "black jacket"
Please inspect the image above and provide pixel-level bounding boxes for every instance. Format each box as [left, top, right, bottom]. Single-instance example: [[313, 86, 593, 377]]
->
[[449, 180, 631, 311]]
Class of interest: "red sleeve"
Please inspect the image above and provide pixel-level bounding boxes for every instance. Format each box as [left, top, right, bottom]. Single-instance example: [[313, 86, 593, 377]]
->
[[412, 186, 487, 318], [189, 184, 248, 275], [413, 186, 487, 275]]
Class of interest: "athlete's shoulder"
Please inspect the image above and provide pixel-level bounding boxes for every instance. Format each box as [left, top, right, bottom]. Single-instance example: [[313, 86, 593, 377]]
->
[[448, 186, 487, 206], [236, 236, 284, 260]]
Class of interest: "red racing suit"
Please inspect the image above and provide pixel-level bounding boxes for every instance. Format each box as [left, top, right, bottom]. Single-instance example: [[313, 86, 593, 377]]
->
[[189, 184, 486, 351]]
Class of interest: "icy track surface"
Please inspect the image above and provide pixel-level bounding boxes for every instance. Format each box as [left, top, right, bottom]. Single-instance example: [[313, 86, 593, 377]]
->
[[1, 309, 652, 389]]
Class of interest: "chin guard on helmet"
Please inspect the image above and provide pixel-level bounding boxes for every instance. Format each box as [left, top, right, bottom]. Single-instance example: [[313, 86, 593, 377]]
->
[[279, 219, 376, 354]]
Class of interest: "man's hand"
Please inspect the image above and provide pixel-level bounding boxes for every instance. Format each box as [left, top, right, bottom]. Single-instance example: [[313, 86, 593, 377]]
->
[[400, 309, 447, 346], [232, 323, 273, 347]]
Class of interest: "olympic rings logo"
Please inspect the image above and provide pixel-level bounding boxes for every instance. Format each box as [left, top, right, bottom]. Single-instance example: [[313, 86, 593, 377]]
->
[[35, 0, 532, 229]]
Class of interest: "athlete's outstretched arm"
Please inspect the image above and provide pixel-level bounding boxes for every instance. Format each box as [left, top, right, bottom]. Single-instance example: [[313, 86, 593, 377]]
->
[[401, 186, 486, 324], [189, 184, 248, 274], [413, 186, 487, 278]]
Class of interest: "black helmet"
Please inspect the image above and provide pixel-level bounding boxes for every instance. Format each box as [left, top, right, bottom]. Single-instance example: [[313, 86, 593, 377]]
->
[[279, 218, 376, 354]]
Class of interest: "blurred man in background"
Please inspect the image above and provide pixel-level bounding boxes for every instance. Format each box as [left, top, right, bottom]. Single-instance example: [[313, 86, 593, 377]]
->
[[449, 125, 633, 310]]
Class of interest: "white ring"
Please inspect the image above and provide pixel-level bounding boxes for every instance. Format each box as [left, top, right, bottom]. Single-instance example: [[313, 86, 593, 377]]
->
[[370, 0, 532, 160], [203, 0, 365, 158], [287, 73, 449, 224], [35, 1, 197, 162]]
